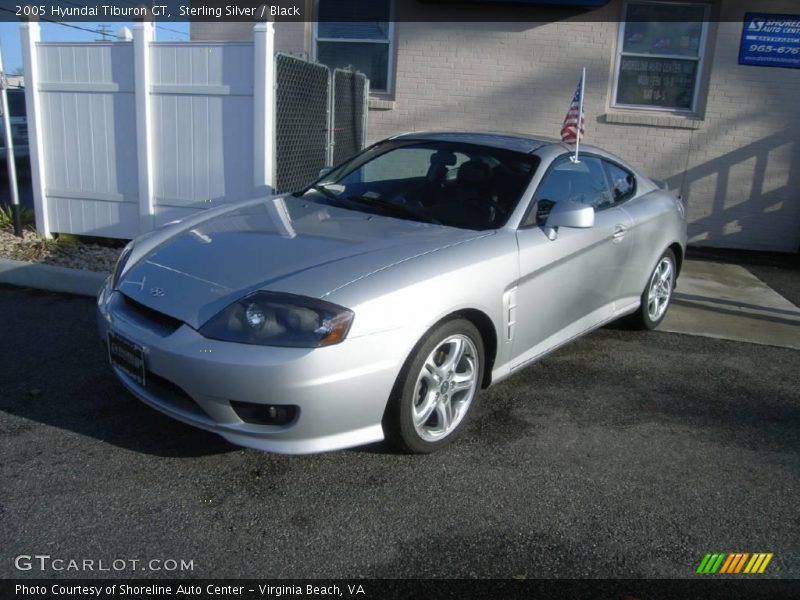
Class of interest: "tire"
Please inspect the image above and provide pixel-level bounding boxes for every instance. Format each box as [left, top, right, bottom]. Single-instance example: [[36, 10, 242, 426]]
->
[[384, 318, 485, 454], [630, 248, 677, 330]]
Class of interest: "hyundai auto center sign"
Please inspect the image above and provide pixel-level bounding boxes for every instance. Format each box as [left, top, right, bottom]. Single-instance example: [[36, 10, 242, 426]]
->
[[739, 13, 800, 69]]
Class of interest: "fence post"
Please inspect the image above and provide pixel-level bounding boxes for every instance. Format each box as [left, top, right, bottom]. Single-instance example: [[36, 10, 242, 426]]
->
[[19, 19, 49, 238], [327, 70, 335, 166], [253, 22, 275, 195], [362, 77, 370, 149], [133, 21, 155, 233]]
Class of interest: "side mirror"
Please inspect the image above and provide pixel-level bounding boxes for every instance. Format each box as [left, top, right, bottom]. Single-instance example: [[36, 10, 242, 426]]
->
[[543, 199, 594, 241], [319, 166, 334, 178]]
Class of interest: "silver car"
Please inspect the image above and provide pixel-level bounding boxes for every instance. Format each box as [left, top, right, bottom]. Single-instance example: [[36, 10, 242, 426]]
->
[[97, 132, 687, 454]]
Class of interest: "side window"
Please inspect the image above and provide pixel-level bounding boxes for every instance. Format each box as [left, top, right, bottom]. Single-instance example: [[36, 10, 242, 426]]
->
[[524, 156, 612, 226], [604, 161, 636, 204]]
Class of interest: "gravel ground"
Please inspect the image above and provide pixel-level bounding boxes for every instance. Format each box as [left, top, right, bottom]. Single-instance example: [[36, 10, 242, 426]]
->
[[0, 286, 797, 580], [0, 227, 121, 272]]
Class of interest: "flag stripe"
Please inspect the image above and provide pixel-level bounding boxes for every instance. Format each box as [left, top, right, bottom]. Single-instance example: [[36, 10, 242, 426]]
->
[[561, 76, 585, 144]]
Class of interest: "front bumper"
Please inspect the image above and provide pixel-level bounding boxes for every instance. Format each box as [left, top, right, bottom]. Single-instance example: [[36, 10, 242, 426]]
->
[[97, 282, 407, 454]]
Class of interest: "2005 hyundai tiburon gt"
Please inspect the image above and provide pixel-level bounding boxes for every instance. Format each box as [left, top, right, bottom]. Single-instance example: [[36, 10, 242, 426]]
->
[[98, 132, 687, 454]]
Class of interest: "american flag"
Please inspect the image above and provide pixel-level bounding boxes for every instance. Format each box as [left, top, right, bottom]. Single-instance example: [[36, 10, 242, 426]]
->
[[561, 76, 585, 144]]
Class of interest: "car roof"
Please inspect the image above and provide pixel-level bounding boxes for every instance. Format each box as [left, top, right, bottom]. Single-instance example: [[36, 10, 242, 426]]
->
[[389, 131, 563, 154], [386, 131, 628, 171]]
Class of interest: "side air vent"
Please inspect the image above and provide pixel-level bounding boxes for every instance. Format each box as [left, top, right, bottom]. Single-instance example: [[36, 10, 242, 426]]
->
[[504, 287, 518, 342]]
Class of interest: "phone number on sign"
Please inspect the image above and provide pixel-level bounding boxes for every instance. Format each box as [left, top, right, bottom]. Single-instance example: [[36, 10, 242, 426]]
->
[[749, 44, 800, 54]]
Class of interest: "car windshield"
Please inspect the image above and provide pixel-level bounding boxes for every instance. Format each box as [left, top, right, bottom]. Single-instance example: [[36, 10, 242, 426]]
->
[[294, 140, 540, 230]]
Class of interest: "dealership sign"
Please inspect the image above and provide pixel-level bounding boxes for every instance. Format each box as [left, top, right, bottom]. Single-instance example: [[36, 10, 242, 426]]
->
[[739, 13, 800, 69]]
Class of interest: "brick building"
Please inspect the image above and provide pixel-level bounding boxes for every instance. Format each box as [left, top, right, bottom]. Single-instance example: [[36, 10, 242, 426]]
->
[[194, 0, 800, 252]]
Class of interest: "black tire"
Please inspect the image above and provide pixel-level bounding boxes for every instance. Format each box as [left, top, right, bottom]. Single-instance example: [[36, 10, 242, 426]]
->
[[629, 248, 677, 330], [384, 318, 485, 454]]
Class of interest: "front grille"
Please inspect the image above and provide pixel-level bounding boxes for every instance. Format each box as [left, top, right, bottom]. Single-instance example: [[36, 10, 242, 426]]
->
[[145, 371, 207, 419], [118, 293, 183, 335]]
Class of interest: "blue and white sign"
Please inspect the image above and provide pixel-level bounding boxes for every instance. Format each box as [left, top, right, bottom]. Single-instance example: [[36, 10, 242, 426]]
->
[[739, 13, 800, 69]]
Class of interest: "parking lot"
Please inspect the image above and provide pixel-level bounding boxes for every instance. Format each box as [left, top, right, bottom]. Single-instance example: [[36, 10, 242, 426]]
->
[[0, 285, 798, 579]]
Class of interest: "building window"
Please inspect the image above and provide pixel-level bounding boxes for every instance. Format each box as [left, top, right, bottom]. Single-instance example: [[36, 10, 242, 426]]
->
[[613, 1, 710, 112], [314, 0, 394, 94]]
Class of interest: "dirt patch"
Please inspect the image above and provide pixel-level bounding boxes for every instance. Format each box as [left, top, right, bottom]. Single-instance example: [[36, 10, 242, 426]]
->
[[0, 227, 121, 272]]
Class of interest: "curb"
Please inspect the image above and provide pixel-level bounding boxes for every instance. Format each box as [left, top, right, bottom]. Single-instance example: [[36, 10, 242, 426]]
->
[[0, 258, 108, 297]]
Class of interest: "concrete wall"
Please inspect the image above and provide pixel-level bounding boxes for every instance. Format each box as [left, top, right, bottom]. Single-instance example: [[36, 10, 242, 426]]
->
[[364, 0, 800, 252]]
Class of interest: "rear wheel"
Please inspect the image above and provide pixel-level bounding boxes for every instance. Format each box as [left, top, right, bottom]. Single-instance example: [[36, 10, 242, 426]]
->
[[630, 249, 676, 330], [385, 319, 484, 454]]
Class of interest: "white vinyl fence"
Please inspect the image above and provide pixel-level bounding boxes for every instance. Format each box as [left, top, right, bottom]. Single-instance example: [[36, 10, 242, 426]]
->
[[20, 21, 368, 239]]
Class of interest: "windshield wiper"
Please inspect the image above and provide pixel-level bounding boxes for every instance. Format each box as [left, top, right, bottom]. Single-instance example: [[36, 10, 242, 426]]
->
[[345, 195, 442, 225]]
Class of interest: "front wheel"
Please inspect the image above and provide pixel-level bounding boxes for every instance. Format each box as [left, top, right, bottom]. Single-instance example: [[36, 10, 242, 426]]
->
[[385, 319, 484, 454], [630, 249, 676, 330]]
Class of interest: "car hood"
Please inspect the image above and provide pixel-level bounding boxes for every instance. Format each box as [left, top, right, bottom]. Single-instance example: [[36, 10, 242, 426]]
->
[[118, 195, 489, 329]]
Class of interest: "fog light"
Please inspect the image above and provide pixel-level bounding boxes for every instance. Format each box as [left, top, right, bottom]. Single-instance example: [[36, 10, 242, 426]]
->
[[231, 401, 297, 426]]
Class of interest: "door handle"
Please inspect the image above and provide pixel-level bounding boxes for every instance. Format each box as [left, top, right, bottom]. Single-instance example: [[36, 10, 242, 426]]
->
[[612, 224, 627, 243]]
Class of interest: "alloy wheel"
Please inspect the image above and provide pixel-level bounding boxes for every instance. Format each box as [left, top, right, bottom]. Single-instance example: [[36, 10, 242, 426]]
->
[[411, 334, 479, 442], [647, 257, 674, 322]]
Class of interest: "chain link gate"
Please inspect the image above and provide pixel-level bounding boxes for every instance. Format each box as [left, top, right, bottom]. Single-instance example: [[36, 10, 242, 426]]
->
[[331, 69, 369, 166], [274, 54, 331, 194], [274, 54, 369, 194]]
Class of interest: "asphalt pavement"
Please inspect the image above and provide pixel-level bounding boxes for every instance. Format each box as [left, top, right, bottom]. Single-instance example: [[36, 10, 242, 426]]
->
[[0, 286, 798, 579]]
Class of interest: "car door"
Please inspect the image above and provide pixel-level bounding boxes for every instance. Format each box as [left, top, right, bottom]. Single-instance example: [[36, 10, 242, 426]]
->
[[602, 159, 662, 304], [511, 155, 633, 366]]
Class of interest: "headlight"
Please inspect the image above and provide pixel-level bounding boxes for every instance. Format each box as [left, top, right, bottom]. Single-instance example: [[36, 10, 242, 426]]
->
[[111, 240, 135, 290], [199, 292, 354, 348]]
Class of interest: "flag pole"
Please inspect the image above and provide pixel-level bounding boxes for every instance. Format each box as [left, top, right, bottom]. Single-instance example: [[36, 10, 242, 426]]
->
[[574, 67, 586, 163]]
